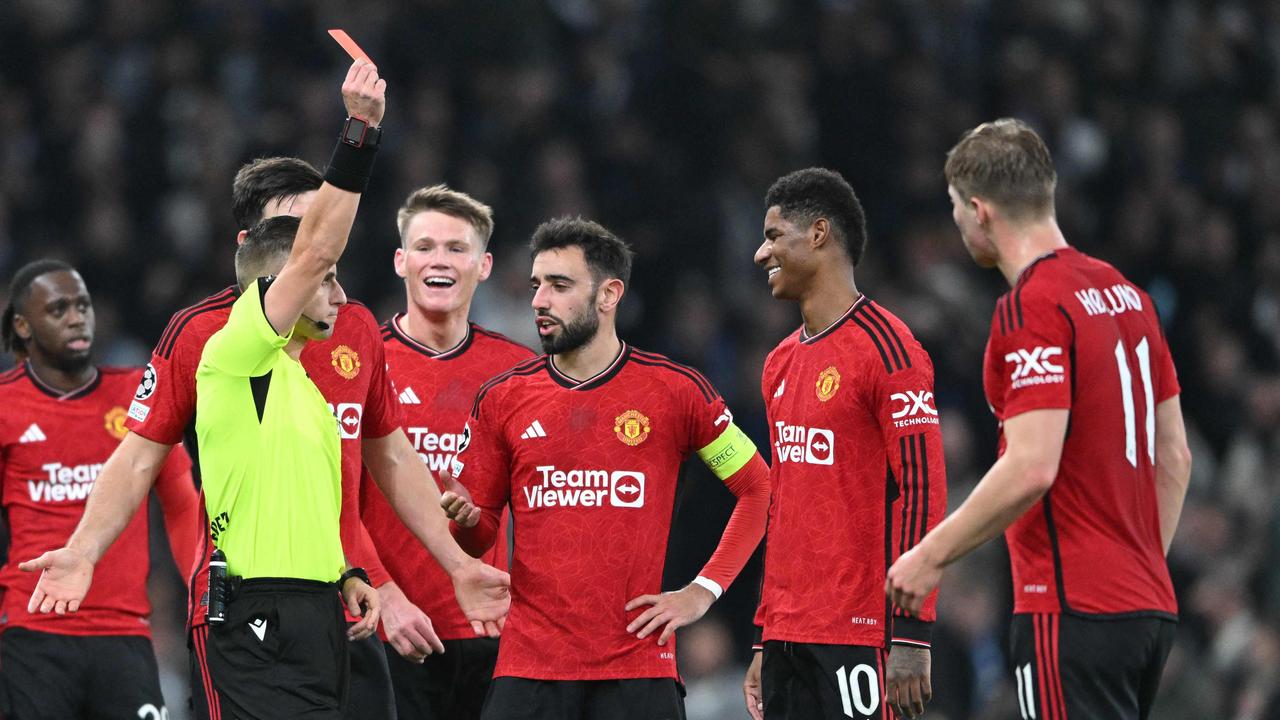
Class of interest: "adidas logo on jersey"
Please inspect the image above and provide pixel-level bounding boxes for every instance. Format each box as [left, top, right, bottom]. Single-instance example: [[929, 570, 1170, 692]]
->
[[773, 379, 786, 398], [521, 420, 547, 439], [19, 424, 46, 443], [398, 386, 421, 405]]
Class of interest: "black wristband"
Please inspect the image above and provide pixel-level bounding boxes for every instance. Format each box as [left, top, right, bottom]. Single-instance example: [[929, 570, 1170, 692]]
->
[[324, 131, 380, 193], [338, 567, 371, 589]]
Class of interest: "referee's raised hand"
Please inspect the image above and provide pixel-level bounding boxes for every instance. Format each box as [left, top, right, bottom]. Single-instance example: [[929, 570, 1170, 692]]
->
[[342, 58, 385, 128]]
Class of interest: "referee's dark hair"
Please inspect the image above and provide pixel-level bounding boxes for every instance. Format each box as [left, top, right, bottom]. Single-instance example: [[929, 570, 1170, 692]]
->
[[3, 259, 75, 354], [231, 157, 323, 231], [235, 216, 301, 290], [530, 216, 635, 286], [765, 168, 869, 267]]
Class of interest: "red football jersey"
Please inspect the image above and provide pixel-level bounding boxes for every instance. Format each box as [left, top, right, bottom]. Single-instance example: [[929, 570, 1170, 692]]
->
[[0, 365, 193, 637], [754, 297, 946, 648], [126, 287, 403, 629], [360, 317, 532, 640], [453, 345, 741, 681], [983, 248, 1179, 617]]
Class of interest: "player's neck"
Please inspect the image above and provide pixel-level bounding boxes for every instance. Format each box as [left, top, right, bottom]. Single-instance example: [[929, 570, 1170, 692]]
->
[[996, 218, 1069, 286], [400, 303, 471, 353], [26, 356, 97, 393], [284, 335, 308, 361], [799, 275, 860, 337], [552, 329, 622, 382]]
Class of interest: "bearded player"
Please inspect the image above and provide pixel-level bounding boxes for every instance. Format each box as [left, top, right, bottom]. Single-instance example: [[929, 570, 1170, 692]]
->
[[440, 217, 771, 720], [887, 119, 1191, 720], [742, 168, 946, 720], [2, 260, 197, 719], [360, 185, 533, 719]]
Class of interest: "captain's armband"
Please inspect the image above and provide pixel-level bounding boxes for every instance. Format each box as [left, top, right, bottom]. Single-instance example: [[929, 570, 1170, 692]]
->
[[697, 422, 757, 481]]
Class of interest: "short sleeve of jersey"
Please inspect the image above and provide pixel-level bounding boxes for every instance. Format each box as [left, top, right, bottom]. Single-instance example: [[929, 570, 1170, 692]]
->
[[357, 315, 402, 439], [453, 395, 512, 514], [994, 293, 1074, 419], [201, 279, 289, 377], [126, 347, 194, 445]]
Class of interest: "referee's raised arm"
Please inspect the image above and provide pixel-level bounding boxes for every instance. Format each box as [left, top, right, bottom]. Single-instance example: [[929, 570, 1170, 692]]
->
[[263, 58, 385, 336]]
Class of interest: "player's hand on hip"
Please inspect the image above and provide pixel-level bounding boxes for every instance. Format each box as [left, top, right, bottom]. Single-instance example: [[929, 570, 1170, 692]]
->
[[20, 547, 93, 615], [886, 644, 932, 719], [342, 576, 381, 641], [743, 650, 765, 720], [439, 483, 481, 528], [886, 545, 941, 617], [624, 582, 716, 647], [450, 559, 510, 639], [341, 58, 386, 127], [380, 582, 444, 661]]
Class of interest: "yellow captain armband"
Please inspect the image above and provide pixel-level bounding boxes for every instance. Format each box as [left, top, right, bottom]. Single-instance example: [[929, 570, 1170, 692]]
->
[[697, 422, 757, 481]]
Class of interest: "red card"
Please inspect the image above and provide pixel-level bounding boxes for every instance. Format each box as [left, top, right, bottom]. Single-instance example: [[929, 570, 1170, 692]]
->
[[328, 29, 371, 63]]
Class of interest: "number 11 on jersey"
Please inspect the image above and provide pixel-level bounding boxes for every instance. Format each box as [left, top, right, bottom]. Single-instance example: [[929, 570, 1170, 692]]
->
[[1114, 337, 1154, 467]]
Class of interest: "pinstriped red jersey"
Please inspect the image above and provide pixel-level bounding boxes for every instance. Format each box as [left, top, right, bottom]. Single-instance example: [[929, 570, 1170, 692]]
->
[[754, 297, 946, 648], [360, 317, 533, 641], [0, 365, 192, 637], [453, 344, 743, 681], [984, 248, 1178, 617], [124, 287, 402, 630]]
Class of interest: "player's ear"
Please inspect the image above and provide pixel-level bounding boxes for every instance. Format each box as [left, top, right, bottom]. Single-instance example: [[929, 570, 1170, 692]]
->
[[235, 229, 249, 246], [810, 218, 831, 251], [393, 247, 408, 279], [477, 252, 494, 283], [972, 196, 993, 228], [11, 314, 30, 341], [597, 278, 625, 313]]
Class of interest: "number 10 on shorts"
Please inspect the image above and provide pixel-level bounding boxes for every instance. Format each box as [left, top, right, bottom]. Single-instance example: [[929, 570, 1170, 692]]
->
[[835, 664, 880, 718]]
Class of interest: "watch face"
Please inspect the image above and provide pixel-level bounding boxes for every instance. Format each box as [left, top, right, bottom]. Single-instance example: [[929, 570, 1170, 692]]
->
[[343, 118, 368, 146]]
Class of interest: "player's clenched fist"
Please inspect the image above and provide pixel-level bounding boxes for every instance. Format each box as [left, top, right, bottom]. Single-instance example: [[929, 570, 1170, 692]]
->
[[342, 58, 386, 127], [439, 470, 482, 529]]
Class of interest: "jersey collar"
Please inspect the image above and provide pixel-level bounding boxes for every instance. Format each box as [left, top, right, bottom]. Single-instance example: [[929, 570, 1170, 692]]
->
[[546, 342, 631, 390], [386, 313, 474, 361], [800, 295, 867, 345], [24, 361, 102, 401]]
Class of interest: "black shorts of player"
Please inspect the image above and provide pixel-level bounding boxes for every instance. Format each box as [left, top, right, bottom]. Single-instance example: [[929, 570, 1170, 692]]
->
[[761, 640, 891, 720], [1009, 613, 1176, 720], [0, 627, 167, 720], [384, 637, 498, 720], [198, 578, 350, 720], [480, 676, 686, 720], [193, 620, 392, 720]]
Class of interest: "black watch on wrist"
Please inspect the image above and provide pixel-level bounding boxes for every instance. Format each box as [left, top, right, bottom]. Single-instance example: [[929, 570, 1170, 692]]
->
[[341, 116, 382, 149], [339, 567, 371, 589]]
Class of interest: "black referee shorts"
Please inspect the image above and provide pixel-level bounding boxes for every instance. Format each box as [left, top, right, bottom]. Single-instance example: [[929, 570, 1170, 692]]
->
[[0, 627, 167, 720], [1009, 612, 1175, 720], [384, 637, 497, 720], [201, 578, 349, 720], [760, 640, 890, 720], [480, 676, 686, 720]]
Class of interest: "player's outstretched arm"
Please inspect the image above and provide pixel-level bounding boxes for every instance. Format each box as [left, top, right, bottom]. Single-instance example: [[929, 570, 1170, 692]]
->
[[153, 445, 199, 577], [363, 430, 510, 637], [1153, 396, 1192, 554], [262, 58, 384, 335], [20, 431, 172, 613], [887, 408, 1068, 615]]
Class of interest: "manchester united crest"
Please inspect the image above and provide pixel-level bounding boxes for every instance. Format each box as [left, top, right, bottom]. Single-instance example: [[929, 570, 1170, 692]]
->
[[815, 366, 841, 402], [330, 345, 361, 380], [614, 409, 651, 446], [104, 407, 129, 439]]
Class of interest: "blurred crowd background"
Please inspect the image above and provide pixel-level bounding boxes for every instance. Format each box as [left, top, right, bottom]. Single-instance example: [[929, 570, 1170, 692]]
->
[[3, 1, 1279, 718]]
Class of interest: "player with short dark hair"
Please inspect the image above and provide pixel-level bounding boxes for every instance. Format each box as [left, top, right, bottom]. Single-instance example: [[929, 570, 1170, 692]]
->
[[231, 156, 325, 235], [359, 184, 534, 720], [2, 260, 197, 720], [742, 168, 946, 720], [439, 216, 772, 720], [887, 118, 1192, 720]]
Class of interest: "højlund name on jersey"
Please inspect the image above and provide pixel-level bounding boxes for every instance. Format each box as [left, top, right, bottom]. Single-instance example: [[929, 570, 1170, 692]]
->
[[1074, 283, 1143, 317], [773, 423, 835, 465], [406, 426, 468, 474], [522, 466, 646, 508], [28, 462, 104, 502]]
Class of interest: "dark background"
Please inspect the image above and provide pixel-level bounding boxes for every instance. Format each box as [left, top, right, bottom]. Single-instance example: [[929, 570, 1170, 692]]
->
[[2, 1, 1278, 718]]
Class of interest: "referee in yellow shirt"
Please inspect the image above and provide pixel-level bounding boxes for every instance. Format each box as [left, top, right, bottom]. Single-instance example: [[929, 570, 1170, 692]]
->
[[194, 58, 385, 719]]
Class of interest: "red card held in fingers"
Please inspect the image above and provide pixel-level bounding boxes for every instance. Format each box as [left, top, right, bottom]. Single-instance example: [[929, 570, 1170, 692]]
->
[[328, 29, 371, 63]]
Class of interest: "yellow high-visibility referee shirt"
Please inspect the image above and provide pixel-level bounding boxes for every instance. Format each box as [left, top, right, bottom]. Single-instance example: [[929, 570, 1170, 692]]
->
[[195, 277, 344, 581]]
